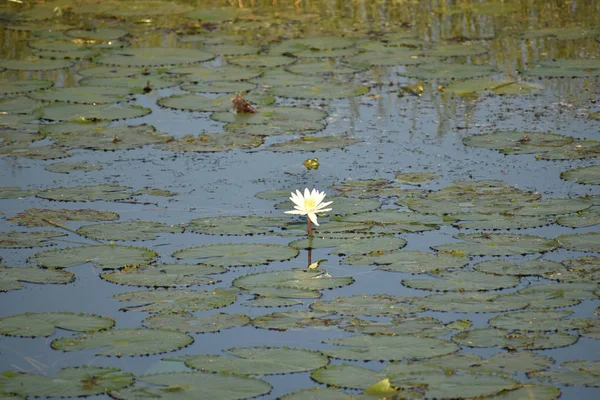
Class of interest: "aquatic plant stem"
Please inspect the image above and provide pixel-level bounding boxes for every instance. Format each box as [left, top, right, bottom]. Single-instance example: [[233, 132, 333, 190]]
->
[[307, 215, 313, 237]]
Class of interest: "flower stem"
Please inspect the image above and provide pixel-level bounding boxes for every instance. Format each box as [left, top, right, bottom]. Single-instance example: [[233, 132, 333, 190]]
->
[[306, 215, 313, 237]]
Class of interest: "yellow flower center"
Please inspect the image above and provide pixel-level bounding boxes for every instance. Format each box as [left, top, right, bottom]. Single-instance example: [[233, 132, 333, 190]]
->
[[304, 198, 316, 210]]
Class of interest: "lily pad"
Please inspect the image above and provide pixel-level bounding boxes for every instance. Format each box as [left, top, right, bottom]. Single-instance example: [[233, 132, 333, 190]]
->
[[244, 286, 322, 307], [489, 310, 594, 332], [0, 187, 39, 199], [452, 328, 578, 350], [29, 244, 157, 270], [113, 289, 236, 313], [432, 233, 558, 256], [173, 243, 298, 267], [473, 259, 563, 277], [51, 328, 193, 356], [111, 371, 271, 400], [168, 65, 261, 82], [97, 47, 214, 67], [401, 63, 497, 79], [0, 79, 53, 95], [270, 83, 369, 99], [101, 263, 225, 287], [158, 133, 263, 152], [183, 347, 328, 375], [270, 37, 355, 54], [142, 312, 249, 333], [310, 294, 421, 316], [414, 292, 530, 313], [28, 86, 132, 104], [180, 81, 256, 93], [0, 57, 74, 71], [0, 96, 43, 114], [37, 103, 151, 122], [402, 270, 520, 292], [529, 360, 600, 387], [77, 66, 144, 78], [38, 184, 133, 202], [228, 54, 295, 68], [276, 197, 380, 216], [65, 27, 129, 41], [45, 162, 103, 174], [311, 364, 385, 390], [395, 172, 439, 184], [184, 7, 251, 21], [158, 93, 273, 112], [339, 210, 444, 233], [290, 235, 406, 256], [345, 250, 468, 274], [265, 135, 363, 152], [561, 165, 600, 185], [187, 215, 290, 235], [515, 283, 598, 309], [211, 105, 327, 124], [323, 334, 459, 361], [557, 207, 600, 228], [0, 312, 114, 337], [225, 120, 325, 136], [444, 78, 542, 96], [522, 59, 600, 78], [451, 213, 556, 229], [286, 61, 363, 75], [421, 42, 488, 57], [203, 43, 259, 56], [251, 310, 339, 331], [80, 74, 181, 91], [0, 366, 134, 397], [345, 47, 429, 66], [557, 232, 600, 252], [73, 0, 193, 17], [0, 230, 66, 248], [251, 68, 326, 86], [233, 268, 354, 291], [279, 387, 351, 400], [343, 316, 456, 338], [0, 266, 74, 292], [76, 221, 183, 241], [0, 143, 70, 160]]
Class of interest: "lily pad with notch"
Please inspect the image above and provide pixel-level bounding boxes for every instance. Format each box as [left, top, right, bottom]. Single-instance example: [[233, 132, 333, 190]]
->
[[557, 207, 600, 228], [265, 136, 363, 152], [233, 268, 353, 291], [402, 270, 520, 292], [401, 63, 497, 79], [0, 312, 114, 337], [113, 289, 236, 313], [444, 78, 542, 96], [251, 68, 326, 87], [489, 310, 595, 332], [158, 133, 263, 152], [228, 54, 295, 68], [452, 328, 579, 350], [338, 209, 445, 233], [270, 83, 369, 99], [0, 58, 75, 71], [45, 162, 103, 174], [80, 74, 182, 91], [0, 231, 66, 248], [270, 37, 355, 54], [211, 105, 327, 124], [290, 234, 406, 257], [101, 263, 225, 287], [142, 312, 249, 333], [276, 197, 381, 216], [225, 120, 326, 136], [0, 266, 74, 292], [414, 292, 530, 313], [279, 387, 351, 400], [168, 65, 261, 82], [344, 250, 468, 274], [28, 86, 132, 104], [180, 81, 256, 93], [173, 243, 298, 267], [311, 364, 385, 390], [76, 221, 183, 241], [529, 360, 600, 387], [244, 286, 322, 307], [451, 213, 556, 230], [0, 79, 53, 95], [310, 294, 421, 317], [38, 184, 133, 202], [0, 96, 43, 114], [432, 233, 558, 256], [186, 215, 290, 235], [561, 165, 600, 185], [420, 42, 488, 57], [251, 310, 339, 331], [157, 93, 273, 112], [37, 103, 151, 122], [557, 232, 600, 252], [96, 47, 214, 67], [473, 259, 563, 277], [521, 59, 600, 78]]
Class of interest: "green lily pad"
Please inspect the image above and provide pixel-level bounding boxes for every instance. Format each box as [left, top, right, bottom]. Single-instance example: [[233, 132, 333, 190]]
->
[[286, 61, 363, 75], [0, 128, 44, 145], [0, 230, 66, 248], [203, 43, 259, 56], [561, 165, 600, 185], [311, 364, 385, 390], [345, 47, 430, 66], [473, 259, 563, 277], [557, 207, 600, 228], [184, 7, 251, 21], [158, 93, 273, 112], [310, 294, 421, 316], [0, 366, 134, 397], [343, 316, 456, 337], [28, 86, 132, 104], [539, 140, 600, 160], [37, 103, 151, 122], [174, 243, 298, 267], [77, 66, 144, 78], [73, 0, 192, 16], [421, 42, 488, 57], [489, 310, 594, 332], [290, 235, 406, 256], [0, 187, 39, 199], [169, 65, 261, 82], [158, 133, 263, 152], [270, 37, 355, 54], [65, 27, 129, 41], [38, 184, 133, 202], [180, 81, 256, 93], [251, 68, 326, 86], [0, 58, 74, 71], [34, 48, 99, 60], [0, 79, 53, 95], [279, 387, 351, 400], [0, 266, 74, 292], [225, 120, 325, 136], [111, 371, 270, 400], [451, 213, 556, 229], [529, 360, 600, 387], [0, 96, 43, 114], [432, 233, 558, 256], [211, 105, 327, 124], [178, 33, 243, 44], [401, 63, 497, 79], [29, 244, 157, 270], [80, 74, 182, 91], [414, 292, 530, 313], [183, 347, 328, 375], [244, 286, 322, 307], [270, 83, 369, 99], [51, 328, 193, 356], [395, 172, 439, 184], [113, 289, 236, 313], [233, 268, 354, 291], [142, 312, 249, 333], [101, 263, 225, 287], [402, 270, 520, 292], [344, 250, 468, 274], [76, 221, 183, 241], [323, 334, 459, 361], [464, 352, 555, 376], [0, 143, 70, 160], [557, 232, 600, 252], [186, 215, 290, 235], [45, 162, 103, 174], [522, 59, 600, 78], [515, 283, 598, 309], [0, 312, 114, 337], [265, 135, 363, 152], [339, 209, 444, 233], [444, 78, 541, 96], [96, 47, 214, 67], [251, 310, 339, 331], [452, 328, 578, 350], [228, 54, 295, 68]]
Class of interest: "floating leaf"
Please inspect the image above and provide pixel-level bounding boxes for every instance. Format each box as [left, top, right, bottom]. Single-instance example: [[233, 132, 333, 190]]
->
[[244, 286, 321, 307], [77, 66, 144, 78], [343, 316, 454, 338], [310, 294, 421, 316], [444, 78, 541, 96], [345, 250, 468, 274], [142, 313, 249, 333], [157, 133, 263, 152], [0, 143, 69, 160], [345, 47, 429, 66], [251, 310, 338, 331], [339, 210, 444, 233], [158, 93, 273, 113], [529, 360, 600, 387], [402, 270, 520, 292], [45, 162, 103, 174], [0, 312, 114, 337], [169, 65, 261, 82], [395, 172, 439, 184], [557, 207, 600, 227], [37, 103, 151, 122], [269, 83, 369, 99], [97, 47, 213, 67], [279, 387, 351, 400], [226, 120, 326, 136], [290, 235, 406, 256], [180, 81, 255, 93], [0, 79, 53, 95], [228, 54, 295, 68], [183, 347, 328, 375], [113, 289, 236, 313], [401, 63, 497, 79], [0, 58, 74, 71], [432, 233, 557, 256], [251, 68, 325, 86], [421, 42, 488, 57], [452, 328, 578, 350], [557, 232, 600, 252], [80, 74, 182, 91], [77, 221, 183, 241], [451, 213, 556, 229], [515, 283, 598, 309], [233, 268, 353, 291], [0, 266, 74, 292], [414, 292, 529, 313], [65, 27, 129, 41], [173, 243, 298, 267], [474, 259, 563, 277], [276, 197, 380, 216], [311, 364, 384, 390], [211, 106, 327, 124], [111, 371, 271, 399], [38, 184, 133, 202], [0, 366, 134, 397], [101, 263, 224, 287], [0, 187, 39, 199], [29, 244, 157, 270], [287, 61, 363, 75], [270, 37, 354, 54], [265, 135, 362, 152], [0, 231, 66, 248], [28, 86, 132, 104], [323, 334, 459, 361], [51, 328, 193, 356], [489, 310, 594, 332], [0, 96, 42, 114], [522, 59, 600, 78]]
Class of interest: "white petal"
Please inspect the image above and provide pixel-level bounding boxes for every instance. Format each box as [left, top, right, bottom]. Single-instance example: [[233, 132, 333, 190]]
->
[[307, 213, 319, 226], [317, 208, 332, 213], [285, 210, 305, 215], [318, 200, 333, 209], [304, 188, 311, 199]]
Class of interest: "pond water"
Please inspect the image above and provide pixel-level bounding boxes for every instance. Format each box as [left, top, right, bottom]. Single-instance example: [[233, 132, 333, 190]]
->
[[0, 0, 599, 399]]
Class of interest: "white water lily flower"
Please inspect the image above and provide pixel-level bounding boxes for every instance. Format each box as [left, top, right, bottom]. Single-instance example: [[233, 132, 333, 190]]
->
[[284, 188, 333, 226]]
